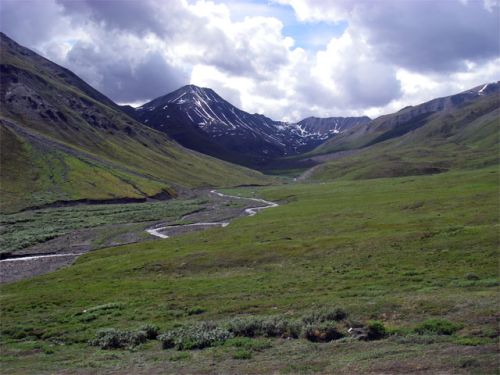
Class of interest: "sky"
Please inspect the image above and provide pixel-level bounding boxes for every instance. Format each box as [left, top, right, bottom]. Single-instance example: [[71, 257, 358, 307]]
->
[[0, 0, 499, 121]]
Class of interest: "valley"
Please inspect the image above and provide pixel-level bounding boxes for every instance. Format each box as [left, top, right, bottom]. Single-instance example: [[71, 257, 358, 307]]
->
[[1, 167, 498, 373], [0, 31, 498, 375], [0, 189, 277, 283]]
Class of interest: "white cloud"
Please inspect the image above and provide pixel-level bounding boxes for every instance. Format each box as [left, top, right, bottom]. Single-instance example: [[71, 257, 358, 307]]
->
[[0, 0, 498, 121]]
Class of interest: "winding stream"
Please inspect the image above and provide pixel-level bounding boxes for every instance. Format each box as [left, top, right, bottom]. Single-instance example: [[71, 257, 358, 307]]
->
[[145, 190, 278, 239], [0, 190, 278, 266]]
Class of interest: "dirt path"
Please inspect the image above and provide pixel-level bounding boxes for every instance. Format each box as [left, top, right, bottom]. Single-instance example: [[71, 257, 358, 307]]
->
[[0, 190, 278, 283]]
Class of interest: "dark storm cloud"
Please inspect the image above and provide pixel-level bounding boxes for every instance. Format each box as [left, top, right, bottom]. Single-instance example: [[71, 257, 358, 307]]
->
[[56, 0, 265, 79], [0, 0, 64, 45], [355, 0, 500, 73], [1, 0, 498, 118], [56, 0, 189, 37], [0, 0, 191, 104], [66, 41, 187, 103], [283, 0, 500, 73]]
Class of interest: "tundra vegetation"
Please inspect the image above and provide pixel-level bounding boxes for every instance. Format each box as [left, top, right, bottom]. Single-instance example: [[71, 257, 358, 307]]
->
[[1, 166, 498, 373]]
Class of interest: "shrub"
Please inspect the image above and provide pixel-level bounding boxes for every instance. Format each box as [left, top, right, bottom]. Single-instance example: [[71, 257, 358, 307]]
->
[[159, 323, 233, 350], [367, 320, 387, 340], [158, 331, 176, 349], [225, 316, 301, 338], [261, 317, 301, 338], [414, 319, 463, 335], [302, 322, 344, 342], [89, 328, 147, 349], [225, 316, 264, 337], [301, 308, 347, 324], [139, 324, 160, 340]]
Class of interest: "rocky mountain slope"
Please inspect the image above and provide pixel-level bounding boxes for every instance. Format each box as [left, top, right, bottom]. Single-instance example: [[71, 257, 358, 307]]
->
[[0, 33, 270, 213], [306, 82, 500, 180], [314, 82, 500, 155], [129, 85, 369, 167]]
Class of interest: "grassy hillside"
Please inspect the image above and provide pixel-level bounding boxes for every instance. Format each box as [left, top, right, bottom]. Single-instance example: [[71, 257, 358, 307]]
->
[[0, 33, 271, 213], [304, 89, 499, 181], [1, 166, 498, 373], [313, 83, 499, 156]]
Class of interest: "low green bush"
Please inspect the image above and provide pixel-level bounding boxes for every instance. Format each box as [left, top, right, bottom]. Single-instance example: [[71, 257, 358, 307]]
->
[[159, 310, 352, 350], [225, 316, 263, 337], [89, 328, 147, 349], [301, 307, 348, 324], [302, 322, 344, 342], [260, 317, 302, 338], [414, 319, 463, 335], [159, 323, 233, 350], [139, 324, 160, 340], [367, 320, 387, 340], [225, 316, 301, 338]]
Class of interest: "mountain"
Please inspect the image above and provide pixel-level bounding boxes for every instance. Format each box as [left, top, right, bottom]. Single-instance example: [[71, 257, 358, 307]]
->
[[128, 85, 367, 167], [0, 33, 270, 213], [305, 82, 500, 180], [313, 82, 500, 155]]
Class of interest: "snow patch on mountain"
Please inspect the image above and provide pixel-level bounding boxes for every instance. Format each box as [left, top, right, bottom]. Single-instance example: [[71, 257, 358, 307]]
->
[[131, 84, 372, 162]]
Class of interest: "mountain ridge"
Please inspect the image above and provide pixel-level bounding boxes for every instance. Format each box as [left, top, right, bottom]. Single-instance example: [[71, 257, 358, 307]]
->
[[304, 81, 500, 180], [313, 81, 500, 155], [128, 84, 369, 167], [0, 33, 270, 212]]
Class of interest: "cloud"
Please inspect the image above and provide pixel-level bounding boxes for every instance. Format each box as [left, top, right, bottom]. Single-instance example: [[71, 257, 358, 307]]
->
[[57, 0, 191, 37], [65, 38, 188, 102], [0, 0, 63, 45], [0, 0, 498, 121], [278, 0, 500, 73]]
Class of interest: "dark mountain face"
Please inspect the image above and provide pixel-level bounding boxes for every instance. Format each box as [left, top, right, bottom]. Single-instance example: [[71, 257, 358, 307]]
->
[[0, 32, 119, 111], [0, 33, 268, 212], [306, 82, 500, 181], [129, 85, 369, 167], [314, 81, 500, 154]]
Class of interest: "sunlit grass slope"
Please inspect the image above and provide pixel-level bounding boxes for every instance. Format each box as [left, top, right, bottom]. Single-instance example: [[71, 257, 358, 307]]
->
[[308, 94, 499, 181], [1, 166, 498, 373], [0, 33, 271, 213]]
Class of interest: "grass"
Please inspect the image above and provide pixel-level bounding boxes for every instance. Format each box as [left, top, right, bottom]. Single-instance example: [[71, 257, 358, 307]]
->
[[306, 98, 499, 181], [0, 34, 272, 213], [0, 166, 498, 373], [0, 198, 207, 253]]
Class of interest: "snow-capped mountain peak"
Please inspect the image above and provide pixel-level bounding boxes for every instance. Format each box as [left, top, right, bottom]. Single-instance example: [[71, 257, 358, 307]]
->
[[129, 85, 371, 166]]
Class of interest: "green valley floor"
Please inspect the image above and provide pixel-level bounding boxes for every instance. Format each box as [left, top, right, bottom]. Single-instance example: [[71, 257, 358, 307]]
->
[[0, 166, 498, 374]]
